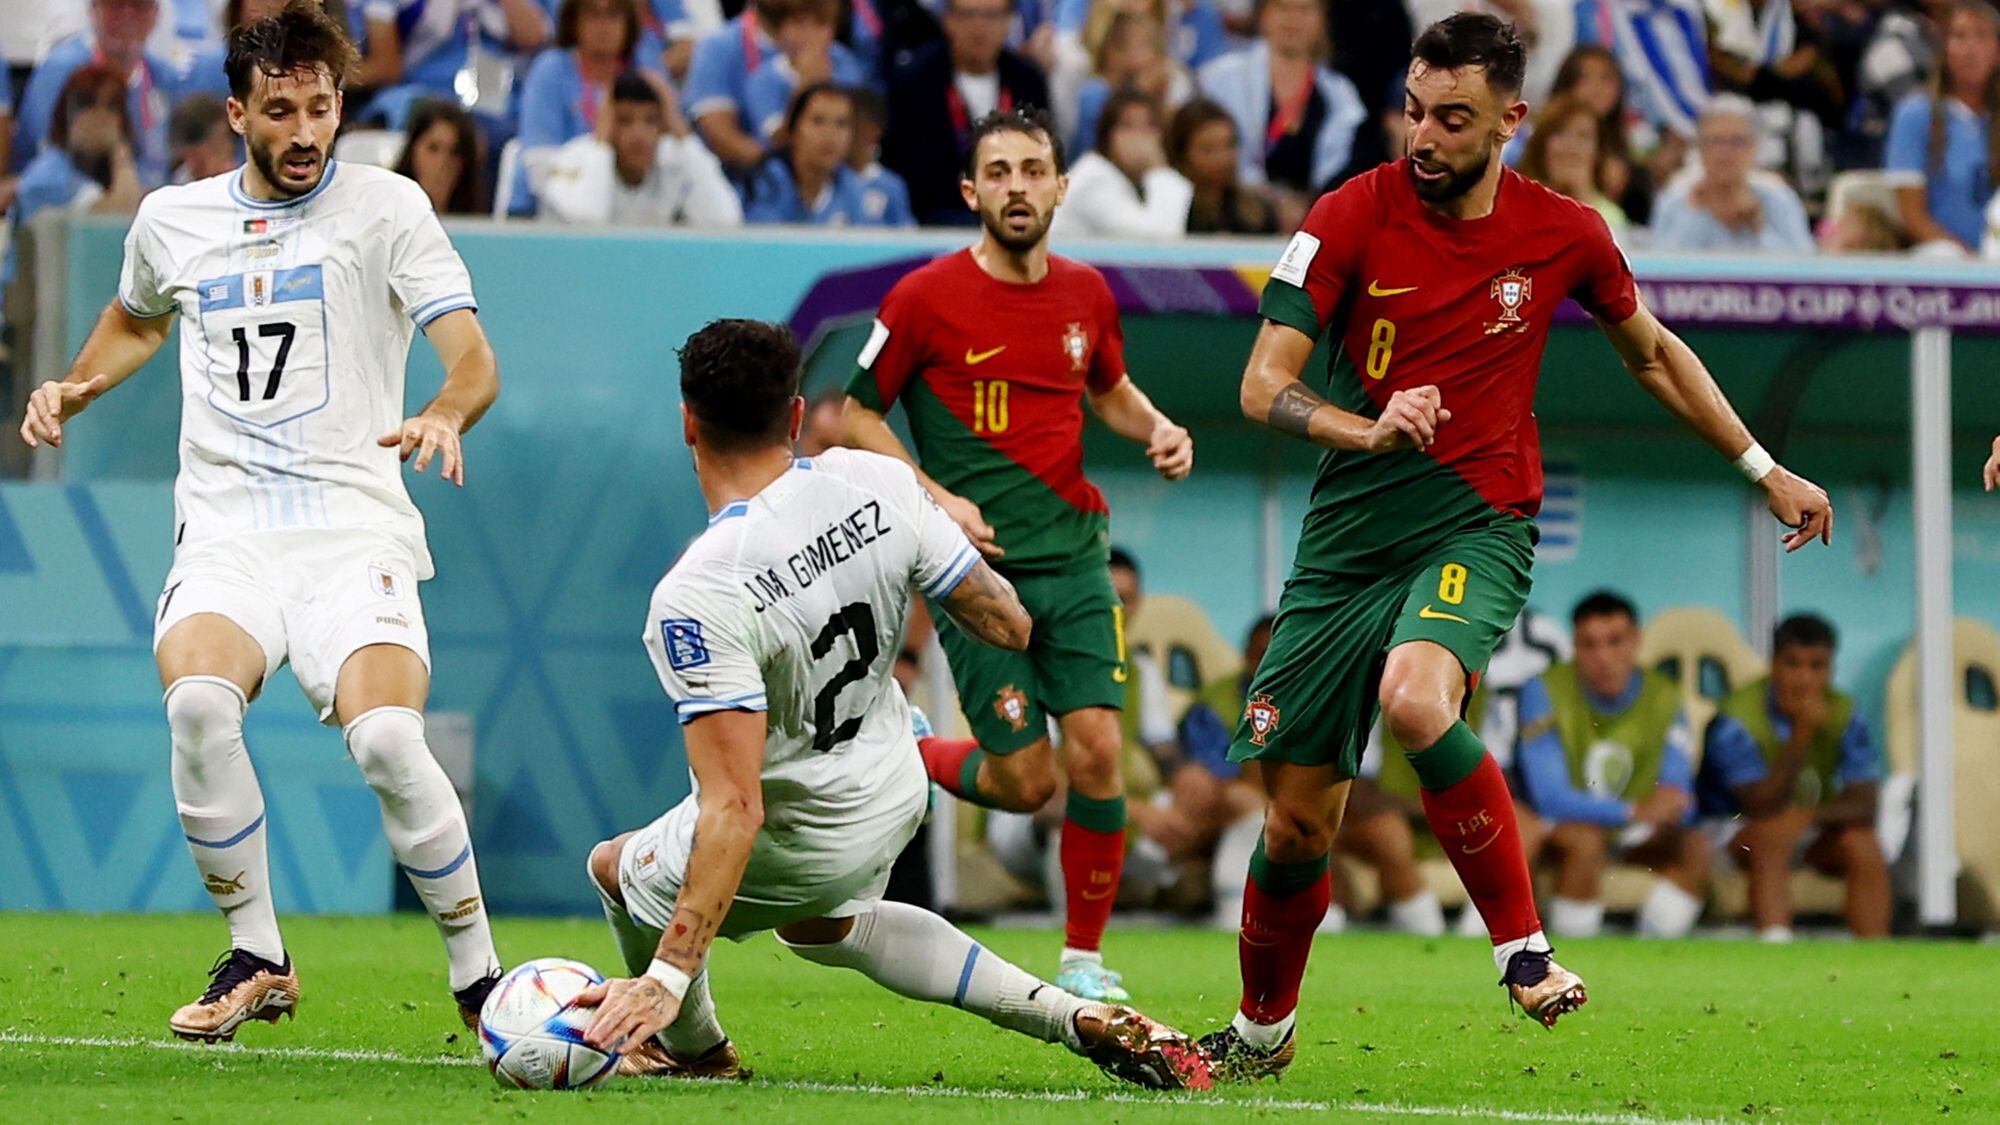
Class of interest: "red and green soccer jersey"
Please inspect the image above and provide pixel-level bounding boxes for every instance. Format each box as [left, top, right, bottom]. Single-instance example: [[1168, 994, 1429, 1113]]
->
[[848, 249, 1128, 573], [1260, 160, 1639, 574]]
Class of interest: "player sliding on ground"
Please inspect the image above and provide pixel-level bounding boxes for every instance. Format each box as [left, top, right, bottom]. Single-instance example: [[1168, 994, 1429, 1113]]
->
[[1201, 14, 1836, 1080], [840, 108, 1195, 1002], [573, 320, 1211, 1091], [18, 0, 506, 1041]]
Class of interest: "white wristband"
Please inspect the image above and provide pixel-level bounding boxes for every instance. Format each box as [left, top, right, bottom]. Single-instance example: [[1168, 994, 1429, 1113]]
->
[[1734, 442, 1776, 483], [644, 958, 692, 1000]]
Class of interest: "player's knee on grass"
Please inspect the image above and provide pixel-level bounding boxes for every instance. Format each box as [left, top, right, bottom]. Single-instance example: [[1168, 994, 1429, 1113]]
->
[[588, 837, 628, 904]]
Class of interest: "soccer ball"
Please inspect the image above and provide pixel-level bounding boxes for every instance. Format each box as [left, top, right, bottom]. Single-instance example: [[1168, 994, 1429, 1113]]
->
[[478, 958, 620, 1090]]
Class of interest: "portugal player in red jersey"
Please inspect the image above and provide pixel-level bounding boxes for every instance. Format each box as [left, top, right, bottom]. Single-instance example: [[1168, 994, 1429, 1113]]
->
[[843, 109, 1194, 1001], [1201, 14, 1835, 1080]]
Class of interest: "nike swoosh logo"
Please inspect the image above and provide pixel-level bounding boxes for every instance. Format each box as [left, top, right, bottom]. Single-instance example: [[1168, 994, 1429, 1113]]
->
[[1462, 829, 1505, 855], [1368, 281, 1418, 297], [965, 346, 1006, 365], [1418, 605, 1469, 624], [1080, 887, 1116, 901]]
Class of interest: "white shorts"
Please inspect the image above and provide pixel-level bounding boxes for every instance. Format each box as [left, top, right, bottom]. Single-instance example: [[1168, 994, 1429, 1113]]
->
[[154, 528, 431, 724], [616, 776, 927, 941]]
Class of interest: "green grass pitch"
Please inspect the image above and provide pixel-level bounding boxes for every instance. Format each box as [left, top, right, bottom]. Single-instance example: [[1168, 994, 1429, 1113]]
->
[[0, 914, 1990, 1122]]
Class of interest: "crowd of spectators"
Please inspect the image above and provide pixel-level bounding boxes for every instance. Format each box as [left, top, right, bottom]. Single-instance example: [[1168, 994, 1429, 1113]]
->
[[7, 0, 2000, 250], [966, 548, 1895, 939]]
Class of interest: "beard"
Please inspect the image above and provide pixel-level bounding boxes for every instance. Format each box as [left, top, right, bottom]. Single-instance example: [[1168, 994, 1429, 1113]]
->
[[980, 196, 1053, 253], [249, 137, 326, 197], [1406, 137, 1496, 203]]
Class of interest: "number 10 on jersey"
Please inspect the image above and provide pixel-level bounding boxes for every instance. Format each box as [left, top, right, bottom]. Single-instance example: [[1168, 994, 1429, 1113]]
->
[[971, 379, 1009, 434]]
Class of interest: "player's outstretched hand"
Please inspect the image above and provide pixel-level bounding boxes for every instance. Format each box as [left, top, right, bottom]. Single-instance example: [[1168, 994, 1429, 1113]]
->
[[937, 489, 1004, 559], [1148, 418, 1193, 480], [575, 976, 681, 1054], [1984, 435, 1999, 492], [19, 375, 110, 449], [1761, 466, 1833, 551], [378, 412, 466, 486], [1365, 385, 1452, 452]]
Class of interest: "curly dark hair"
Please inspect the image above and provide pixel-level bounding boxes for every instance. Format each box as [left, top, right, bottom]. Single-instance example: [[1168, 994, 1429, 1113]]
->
[[225, 0, 359, 101], [962, 106, 1066, 179]]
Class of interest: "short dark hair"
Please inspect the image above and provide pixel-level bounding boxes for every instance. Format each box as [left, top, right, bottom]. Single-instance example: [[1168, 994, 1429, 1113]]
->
[[556, 0, 641, 60], [1093, 88, 1160, 159], [1411, 12, 1527, 98], [225, 0, 359, 101], [1108, 546, 1139, 576], [849, 85, 889, 132], [1572, 589, 1638, 628], [678, 320, 802, 452], [611, 71, 662, 110], [962, 106, 1065, 179], [1773, 613, 1837, 655], [169, 93, 230, 153]]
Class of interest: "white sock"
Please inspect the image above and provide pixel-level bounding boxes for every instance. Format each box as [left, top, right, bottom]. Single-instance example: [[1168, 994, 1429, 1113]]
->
[[1059, 946, 1101, 965], [345, 707, 499, 991], [1454, 902, 1487, 937], [1491, 929, 1553, 974], [1230, 1008, 1295, 1050], [167, 677, 285, 965], [591, 869, 659, 978], [659, 970, 728, 1059], [1387, 891, 1447, 937], [1548, 896, 1605, 939], [1636, 881, 1704, 939], [1316, 902, 1348, 934], [782, 902, 1087, 1047], [1758, 925, 1795, 944]]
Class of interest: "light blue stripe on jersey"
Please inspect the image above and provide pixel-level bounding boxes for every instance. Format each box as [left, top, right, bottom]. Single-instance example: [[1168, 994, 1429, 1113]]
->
[[229, 160, 340, 209], [411, 292, 476, 326], [924, 545, 980, 598], [707, 501, 751, 526], [676, 694, 768, 723], [197, 264, 325, 312]]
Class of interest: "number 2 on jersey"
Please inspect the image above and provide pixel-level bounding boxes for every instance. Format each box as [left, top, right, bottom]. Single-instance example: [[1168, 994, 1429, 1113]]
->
[[231, 322, 296, 401], [1366, 318, 1395, 380], [971, 379, 1009, 434], [810, 602, 879, 752]]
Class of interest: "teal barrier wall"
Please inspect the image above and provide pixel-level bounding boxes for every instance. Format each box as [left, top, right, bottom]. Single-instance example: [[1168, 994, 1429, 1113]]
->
[[8, 218, 1997, 917]]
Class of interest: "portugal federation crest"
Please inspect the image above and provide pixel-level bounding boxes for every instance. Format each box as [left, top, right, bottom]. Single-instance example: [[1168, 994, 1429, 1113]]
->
[[994, 685, 1031, 732], [1061, 322, 1089, 372], [1244, 693, 1282, 746], [1486, 267, 1533, 334]]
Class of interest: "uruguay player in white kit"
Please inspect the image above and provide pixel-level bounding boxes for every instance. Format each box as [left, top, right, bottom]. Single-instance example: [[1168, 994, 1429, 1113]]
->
[[19, 2, 505, 1041], [567, 320, 1212, 1091]]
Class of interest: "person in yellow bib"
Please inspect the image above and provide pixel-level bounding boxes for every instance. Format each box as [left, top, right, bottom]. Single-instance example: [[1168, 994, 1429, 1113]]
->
[[1696, 614, 1890, 940], [1515, 593, 1709, 939]]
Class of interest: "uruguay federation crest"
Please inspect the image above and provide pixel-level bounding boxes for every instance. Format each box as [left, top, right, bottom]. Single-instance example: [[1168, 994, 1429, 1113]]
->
[[1486, 267, 1532, 334]]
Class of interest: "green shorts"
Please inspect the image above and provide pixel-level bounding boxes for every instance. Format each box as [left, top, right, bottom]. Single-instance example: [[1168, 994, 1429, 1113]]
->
[[1230, 518, 1534, 778], [931, 564, 1126, 754]]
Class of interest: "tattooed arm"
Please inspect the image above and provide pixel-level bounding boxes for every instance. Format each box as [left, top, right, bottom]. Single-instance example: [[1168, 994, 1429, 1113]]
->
[[1238, 320, 1451, 452], [581, 707, 765, 1050], [937, 559, 1032, 651]]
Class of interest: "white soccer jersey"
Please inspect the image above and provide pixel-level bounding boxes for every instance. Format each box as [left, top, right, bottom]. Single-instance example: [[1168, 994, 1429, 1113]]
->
[[117, 162, 477, 576], [642, 448, 981, 840]]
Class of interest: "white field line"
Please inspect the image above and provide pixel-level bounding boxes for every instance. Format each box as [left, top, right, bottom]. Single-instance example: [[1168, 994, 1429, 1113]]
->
[[0, 1031, 1727, 1125]]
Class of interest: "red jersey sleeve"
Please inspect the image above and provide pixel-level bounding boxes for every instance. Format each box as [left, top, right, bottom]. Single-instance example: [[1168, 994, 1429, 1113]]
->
[[1086, 273, 1127, 396], [1568, 206, 1639, 323], [1259, 176, 1377, 338], [846, 276, 931, 411]]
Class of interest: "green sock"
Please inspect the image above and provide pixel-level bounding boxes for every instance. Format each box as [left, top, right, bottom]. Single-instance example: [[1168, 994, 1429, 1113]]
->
[[1063, 790, 1126, 833], [959, 749, 988, 805], [1248, 835, 1330, 897], [1403, 719, 1487, 791]]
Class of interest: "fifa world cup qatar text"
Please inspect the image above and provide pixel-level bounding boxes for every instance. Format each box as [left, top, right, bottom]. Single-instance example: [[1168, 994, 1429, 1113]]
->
[[18, 0, 507, 1041], [567, 318, 1210, 1091], [1200, 13, 1835, 1083]]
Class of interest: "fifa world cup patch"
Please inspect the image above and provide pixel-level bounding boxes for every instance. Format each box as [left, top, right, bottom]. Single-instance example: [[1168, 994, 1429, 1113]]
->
[[661, 619, 710, 670], [1244, 693, 1282, 746], [993, 685, 1030, 732]]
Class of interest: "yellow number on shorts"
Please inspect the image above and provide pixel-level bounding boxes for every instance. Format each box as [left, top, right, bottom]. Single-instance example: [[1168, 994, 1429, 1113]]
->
[[972, 379, 1010, 434], [1438, 563, 1468, 606], [1366, 318, 1395, 380], [1111, 603, 1129, 683]]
